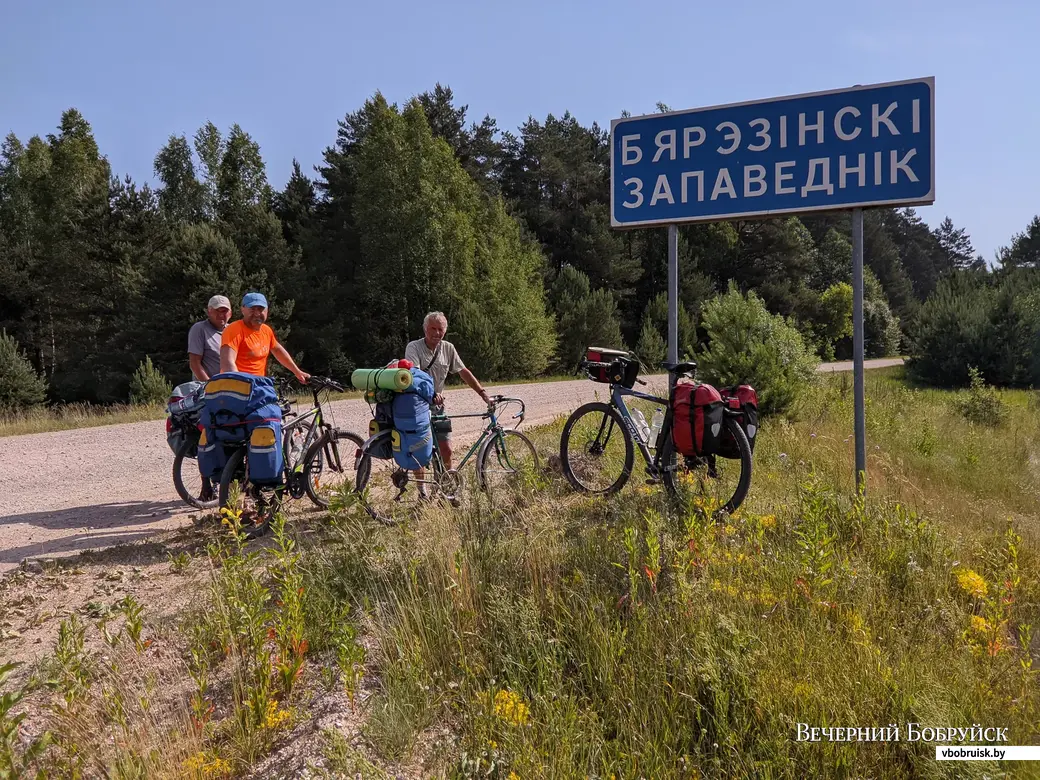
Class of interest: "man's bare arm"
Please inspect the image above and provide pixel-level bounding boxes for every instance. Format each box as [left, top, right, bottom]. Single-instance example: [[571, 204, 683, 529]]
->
[[189, 353, 210, 381], [220, 345, 238, 373], [272, 343, 309, 383], [459, 368, 490, 404]]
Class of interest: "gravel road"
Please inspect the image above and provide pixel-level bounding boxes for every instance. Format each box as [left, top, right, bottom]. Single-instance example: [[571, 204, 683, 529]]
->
[[0, 359, 903, 573]]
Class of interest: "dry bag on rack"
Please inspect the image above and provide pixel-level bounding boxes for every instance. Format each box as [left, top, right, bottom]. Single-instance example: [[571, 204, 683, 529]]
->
[[390, 368, 435, 470], [719, 384, 759, 458], [672, 382, 724, 457]]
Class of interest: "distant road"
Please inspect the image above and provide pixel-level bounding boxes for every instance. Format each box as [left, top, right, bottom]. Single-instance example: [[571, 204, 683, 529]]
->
[[816, 357, 904, 373], [0, 357, 904, 574]]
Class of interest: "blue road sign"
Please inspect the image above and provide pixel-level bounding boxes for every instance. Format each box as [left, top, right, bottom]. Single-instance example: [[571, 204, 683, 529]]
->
[[610, 77, 934, 228]]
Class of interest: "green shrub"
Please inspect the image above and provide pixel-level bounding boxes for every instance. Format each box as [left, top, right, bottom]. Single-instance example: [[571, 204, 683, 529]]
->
[[695, 284, 818, 415], [864, 297, 903, 357], [0, 330, 48, 412], [129, 356, 172, 406], [955, 367, 1009, 427]]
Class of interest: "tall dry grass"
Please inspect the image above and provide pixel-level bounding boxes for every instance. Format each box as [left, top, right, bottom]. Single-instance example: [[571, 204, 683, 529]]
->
[[6, 367, 1037, 778]]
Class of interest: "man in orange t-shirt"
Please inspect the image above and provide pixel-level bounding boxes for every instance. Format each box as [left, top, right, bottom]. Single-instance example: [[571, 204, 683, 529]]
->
[[220, 292, 310, 383]]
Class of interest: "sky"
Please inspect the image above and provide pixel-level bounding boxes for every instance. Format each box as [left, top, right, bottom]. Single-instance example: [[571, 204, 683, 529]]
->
[[1, 0, 1036, 263]]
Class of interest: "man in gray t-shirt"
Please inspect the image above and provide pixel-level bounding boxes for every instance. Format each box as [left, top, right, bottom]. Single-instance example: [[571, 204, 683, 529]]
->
[[404, 311, 491, 472], [187, 295, 232, 381]]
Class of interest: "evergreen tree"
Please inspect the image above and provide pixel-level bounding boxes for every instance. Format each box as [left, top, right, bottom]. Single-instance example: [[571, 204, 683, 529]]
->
[[634, 315, 666, 370], [154, 135, 206, 223], [934, 216, 981, 271], [500, 113, 639, 291], [0, 329, 48, 410], [998, 215, 1040, 269], [129, 356, 172, 406], [549, 266, 625, 371]]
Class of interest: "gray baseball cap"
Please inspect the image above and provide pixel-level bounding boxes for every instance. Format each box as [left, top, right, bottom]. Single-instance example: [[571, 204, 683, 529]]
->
[[207, 295, 232, 311]]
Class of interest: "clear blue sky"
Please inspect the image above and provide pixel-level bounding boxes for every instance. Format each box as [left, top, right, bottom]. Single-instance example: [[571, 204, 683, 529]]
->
[[2, 0, 1035, 262]]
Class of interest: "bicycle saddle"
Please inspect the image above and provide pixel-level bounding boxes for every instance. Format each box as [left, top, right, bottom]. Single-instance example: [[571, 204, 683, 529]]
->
[[661, 360, 698, 374]]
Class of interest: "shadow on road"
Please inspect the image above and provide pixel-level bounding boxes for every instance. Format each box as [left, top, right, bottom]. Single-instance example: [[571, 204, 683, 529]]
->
[[0, 500, 193, 565], [0, 499, 188, 531]]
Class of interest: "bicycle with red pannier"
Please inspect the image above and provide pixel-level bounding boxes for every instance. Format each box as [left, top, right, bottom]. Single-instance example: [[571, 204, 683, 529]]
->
[[559, 347, 755, 515]]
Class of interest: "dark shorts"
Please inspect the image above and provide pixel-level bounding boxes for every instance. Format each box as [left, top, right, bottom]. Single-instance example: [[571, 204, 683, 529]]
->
[[431, 403, 452, 442]]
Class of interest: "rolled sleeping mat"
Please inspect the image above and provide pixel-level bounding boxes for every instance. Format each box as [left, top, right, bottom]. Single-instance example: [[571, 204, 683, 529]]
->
[[351, 367, 414, 392]]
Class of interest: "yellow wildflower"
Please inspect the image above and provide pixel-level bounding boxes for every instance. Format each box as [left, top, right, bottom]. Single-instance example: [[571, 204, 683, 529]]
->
[[183, 753, 207, 774], [182, 752, 230, 778], [508, 773, 521, 780], [493, 689, 530, 726], [263, 699, 292, 730], [760, 514, 777, 529], [710, 579, 739, 597], [970, 615, 990, 634], [956, 569, 988, 599]]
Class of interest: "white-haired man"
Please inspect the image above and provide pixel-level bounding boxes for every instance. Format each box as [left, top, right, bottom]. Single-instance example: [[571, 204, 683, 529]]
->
[[404, 311, 491, 472], [187, 294, 232, 381]]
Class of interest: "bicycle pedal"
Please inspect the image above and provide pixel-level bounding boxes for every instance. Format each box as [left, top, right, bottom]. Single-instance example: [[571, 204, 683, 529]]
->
[[645, 478, 661, 485]]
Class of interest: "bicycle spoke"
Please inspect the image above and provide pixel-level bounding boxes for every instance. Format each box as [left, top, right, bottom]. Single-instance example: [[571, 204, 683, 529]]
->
[[662, 417, 752, 516], [478, 430, 539, 496], [561, 404, 634, 495], [357, 449, 441, 525]]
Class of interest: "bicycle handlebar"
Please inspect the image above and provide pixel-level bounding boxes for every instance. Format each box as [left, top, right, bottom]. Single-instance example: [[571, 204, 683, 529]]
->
[[488, 394, 526, 423], [305, 375, 345, 393]]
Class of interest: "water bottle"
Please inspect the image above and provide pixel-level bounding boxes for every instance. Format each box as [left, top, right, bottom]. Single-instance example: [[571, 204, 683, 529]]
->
[[649, 408, 665, 448], [633, 409, 650, 444]]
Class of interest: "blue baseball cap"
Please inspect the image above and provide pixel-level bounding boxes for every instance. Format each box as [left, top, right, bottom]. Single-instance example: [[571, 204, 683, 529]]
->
[[242, 292, 268, 309]]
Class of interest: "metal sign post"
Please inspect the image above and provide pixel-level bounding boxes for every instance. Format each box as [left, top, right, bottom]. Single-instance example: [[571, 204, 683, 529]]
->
[[668, 224, 678, 392], [609, 76, 935, 494], [852, 208, 866, 493]]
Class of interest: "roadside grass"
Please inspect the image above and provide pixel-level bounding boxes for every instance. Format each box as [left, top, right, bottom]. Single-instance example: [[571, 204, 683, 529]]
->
[[4, 367, 1038, 778], [0, 401, 169, 438], [0, 374, 583, 439]]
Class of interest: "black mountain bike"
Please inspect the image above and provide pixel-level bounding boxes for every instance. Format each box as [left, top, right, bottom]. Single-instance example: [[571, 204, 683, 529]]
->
[[559, 354, 753, 515], [217, 376, 364, 537]]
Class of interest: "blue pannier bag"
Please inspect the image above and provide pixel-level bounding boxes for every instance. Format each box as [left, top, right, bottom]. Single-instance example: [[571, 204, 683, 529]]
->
[[196, 425, 228, 481], [198, 373, 283, 482], [246, 406, 284, 486], [391, 368, 435, 470]]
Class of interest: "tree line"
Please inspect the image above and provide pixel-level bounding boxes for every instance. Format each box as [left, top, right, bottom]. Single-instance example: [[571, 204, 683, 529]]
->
[[1, 84, 1036, 408]]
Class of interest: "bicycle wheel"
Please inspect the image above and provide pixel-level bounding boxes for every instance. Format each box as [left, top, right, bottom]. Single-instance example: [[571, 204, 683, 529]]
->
[[172, 440, 218, 510], [661, 416, 752, 516], [476, 429, 540, 496], [217, 447, 280, 539], [303, 428, 365, 509], [560, 402, 635, 496], [355, 431, 442, 525]]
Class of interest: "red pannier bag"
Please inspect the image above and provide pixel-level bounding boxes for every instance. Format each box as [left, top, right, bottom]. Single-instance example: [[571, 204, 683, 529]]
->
[[672, 382, 724, 456], [719, 384, 759, 458]]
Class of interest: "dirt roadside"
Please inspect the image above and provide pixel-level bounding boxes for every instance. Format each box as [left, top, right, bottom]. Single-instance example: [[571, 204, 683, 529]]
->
[[0, 360, 902, 575], [0, 376, 648, 575]]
